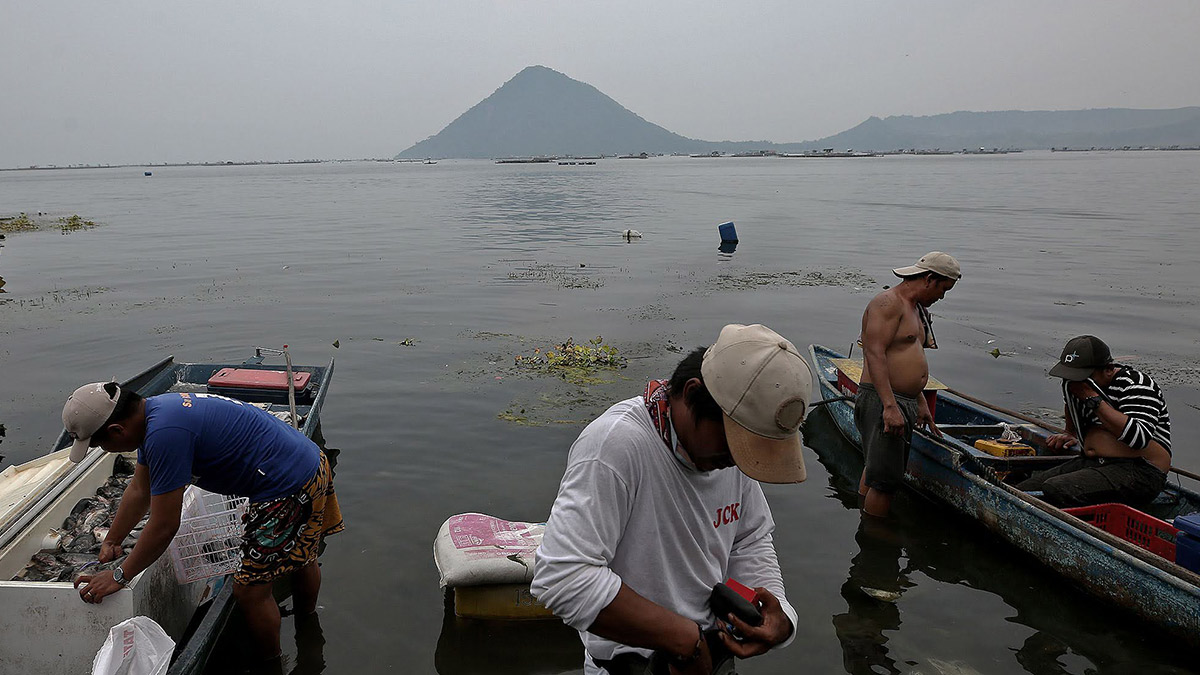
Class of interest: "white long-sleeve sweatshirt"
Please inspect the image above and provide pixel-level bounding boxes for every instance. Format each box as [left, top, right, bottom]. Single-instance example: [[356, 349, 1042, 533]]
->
[[531, 396, 798, 671]]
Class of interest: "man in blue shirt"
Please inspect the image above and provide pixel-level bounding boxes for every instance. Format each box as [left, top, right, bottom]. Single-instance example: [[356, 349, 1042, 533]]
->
[[63, 381, 344, 668]]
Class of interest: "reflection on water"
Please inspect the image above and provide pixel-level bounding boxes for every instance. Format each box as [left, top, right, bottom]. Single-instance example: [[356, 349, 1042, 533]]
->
[[458, 168, 654, 250], [804, 408, 1197, 674], [207, 610, 329, 675], [290, 612, 327, 675], [717, 240, 738, 264], [434, 591, 581, 674], [833, 521, 907, 675]]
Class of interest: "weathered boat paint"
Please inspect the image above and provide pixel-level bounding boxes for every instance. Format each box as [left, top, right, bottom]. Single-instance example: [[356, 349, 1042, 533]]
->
[[809, 344, 1200, 645]]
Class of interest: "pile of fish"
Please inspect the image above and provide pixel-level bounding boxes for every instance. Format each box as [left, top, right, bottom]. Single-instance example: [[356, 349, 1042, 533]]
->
[[11, 455, 144, 582]]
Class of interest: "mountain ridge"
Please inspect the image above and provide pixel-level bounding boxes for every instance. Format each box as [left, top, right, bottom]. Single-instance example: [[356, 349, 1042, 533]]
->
[[396, 66, 1200, 158]]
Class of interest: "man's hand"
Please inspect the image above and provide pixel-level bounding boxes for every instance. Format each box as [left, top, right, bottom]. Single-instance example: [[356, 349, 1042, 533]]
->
[[716, 587, 793, 659], [98, 541, 123, 563], [75, 570, 122, 604], [882, 405, 907, 435], [1045, 433, 1079, 452], [1066, 381, 1098, 399], [917, 403, 942, 438]]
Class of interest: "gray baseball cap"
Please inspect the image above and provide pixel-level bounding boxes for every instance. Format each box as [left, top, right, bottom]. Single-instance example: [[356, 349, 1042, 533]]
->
[[62, 382, 121, 462]]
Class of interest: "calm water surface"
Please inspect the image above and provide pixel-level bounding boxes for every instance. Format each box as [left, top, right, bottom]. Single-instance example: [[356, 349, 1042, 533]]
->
[[2, 154, 1198, 674]]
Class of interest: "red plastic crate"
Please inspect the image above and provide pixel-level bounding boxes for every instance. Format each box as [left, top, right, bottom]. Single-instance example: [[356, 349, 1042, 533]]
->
[[207, 368, 311, 391], [1064, 503, 1178, 560]]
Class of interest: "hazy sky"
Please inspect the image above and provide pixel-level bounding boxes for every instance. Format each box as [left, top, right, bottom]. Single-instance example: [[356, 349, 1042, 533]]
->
[[2, 1, 1198, 167]]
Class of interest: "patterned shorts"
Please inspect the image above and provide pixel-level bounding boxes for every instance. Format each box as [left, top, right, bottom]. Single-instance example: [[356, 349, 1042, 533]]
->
[[234, 452, 345, 585]]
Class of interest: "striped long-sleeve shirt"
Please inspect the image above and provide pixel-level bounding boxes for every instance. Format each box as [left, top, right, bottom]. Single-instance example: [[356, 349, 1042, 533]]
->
[[1065, 366, 1172, 454]]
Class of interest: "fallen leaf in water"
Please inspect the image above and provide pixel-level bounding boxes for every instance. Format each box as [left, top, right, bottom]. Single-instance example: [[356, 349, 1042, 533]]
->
[[860, 587, 901, 602]]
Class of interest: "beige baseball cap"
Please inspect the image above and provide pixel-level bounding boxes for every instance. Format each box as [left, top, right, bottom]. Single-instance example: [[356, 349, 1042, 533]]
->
[[700, 324, 812, 484], [62, 382, 121, 462], [893, 251, 962, 280]]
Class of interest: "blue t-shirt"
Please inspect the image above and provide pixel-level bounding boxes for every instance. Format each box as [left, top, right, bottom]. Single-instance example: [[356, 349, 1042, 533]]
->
[[138, 392, 320, 502]]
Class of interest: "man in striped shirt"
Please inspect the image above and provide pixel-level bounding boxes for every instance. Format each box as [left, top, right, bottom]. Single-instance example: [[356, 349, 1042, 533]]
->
[[1019, 335, 1171, 506]]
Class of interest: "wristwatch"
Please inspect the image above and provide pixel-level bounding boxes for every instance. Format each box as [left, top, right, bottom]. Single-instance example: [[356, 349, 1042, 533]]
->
[[112, 565, 129, 586], [670, 623, 705, 666]]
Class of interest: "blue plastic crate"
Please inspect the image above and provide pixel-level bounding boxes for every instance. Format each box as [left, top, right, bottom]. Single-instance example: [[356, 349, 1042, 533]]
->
[[1177, 533, 1200, 573], [1173, 512, 1200, 538]]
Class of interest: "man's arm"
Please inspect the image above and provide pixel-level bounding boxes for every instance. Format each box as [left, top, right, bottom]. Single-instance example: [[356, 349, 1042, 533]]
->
[[724, 484, 795, 656], [120, 487, 184, 578], [1045, 404, 1079, 451], [588, 583, 712, 660], [916, 393, 942, 438], [1067, 379, 1148, 445], [98, 462, 152, 562], [860, 294, 905, 434], [532, 451, 705, 664], [76, 487, 184, 603]]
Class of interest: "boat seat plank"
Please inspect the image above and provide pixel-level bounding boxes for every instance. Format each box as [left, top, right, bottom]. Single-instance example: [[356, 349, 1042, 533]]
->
[[830, 358, 948, 390], [971, 454, 1078, 469]]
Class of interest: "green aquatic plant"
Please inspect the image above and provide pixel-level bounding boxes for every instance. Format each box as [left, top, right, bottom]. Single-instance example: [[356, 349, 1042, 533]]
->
[[1, 213, 98, 234], [513, 336, 626, 385], [57, 214, 96, 233], [0, 213, 37, 233]]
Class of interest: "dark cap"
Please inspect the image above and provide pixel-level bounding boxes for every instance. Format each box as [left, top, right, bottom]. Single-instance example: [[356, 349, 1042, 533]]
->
[[1049, 335, 1112, 381]]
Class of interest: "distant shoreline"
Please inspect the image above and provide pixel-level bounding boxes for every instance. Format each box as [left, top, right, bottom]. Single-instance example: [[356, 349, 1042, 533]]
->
[[7, 146, 1200, 172], [0, 159, 328, 173]]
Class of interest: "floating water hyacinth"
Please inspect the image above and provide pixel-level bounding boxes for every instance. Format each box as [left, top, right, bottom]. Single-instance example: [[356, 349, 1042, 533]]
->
[[513, 336, 626, 385]]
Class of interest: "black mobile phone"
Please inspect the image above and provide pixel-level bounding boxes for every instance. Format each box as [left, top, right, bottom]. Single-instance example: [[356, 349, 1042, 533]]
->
[[710, 581, 763, 628]]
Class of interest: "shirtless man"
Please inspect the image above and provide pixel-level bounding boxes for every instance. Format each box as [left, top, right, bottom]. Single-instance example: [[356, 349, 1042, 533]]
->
[[856, 252, 961, 517], [1018, 335, 1171, 506]]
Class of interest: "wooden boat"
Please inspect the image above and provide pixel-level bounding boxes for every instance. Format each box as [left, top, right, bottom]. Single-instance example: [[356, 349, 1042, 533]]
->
[[0, 352, 334, 674], [808, 344, 1200, 645]]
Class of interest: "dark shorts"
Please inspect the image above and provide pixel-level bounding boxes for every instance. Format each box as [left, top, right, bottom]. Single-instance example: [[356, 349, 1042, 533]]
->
[[855, 382, 919, 493], [234, 452, 345, 585], [1017, 456, 1167, 507]]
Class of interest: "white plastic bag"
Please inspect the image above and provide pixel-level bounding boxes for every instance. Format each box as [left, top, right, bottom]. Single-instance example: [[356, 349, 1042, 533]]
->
[[1000, 423, 1022, 442], [91, 616, 176, 675]]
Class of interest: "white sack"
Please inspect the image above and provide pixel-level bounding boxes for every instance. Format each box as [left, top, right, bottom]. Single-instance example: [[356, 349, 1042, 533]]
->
[[434, 513, 544, 587], [91, 615, 175, 675]]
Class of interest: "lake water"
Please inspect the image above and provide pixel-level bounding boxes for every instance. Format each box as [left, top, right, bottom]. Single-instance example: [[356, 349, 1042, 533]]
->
[[2, 153, 1198, 674]]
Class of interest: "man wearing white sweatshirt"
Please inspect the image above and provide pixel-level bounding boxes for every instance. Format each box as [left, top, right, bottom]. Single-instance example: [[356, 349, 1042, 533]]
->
[[532, 324, 811, 674]]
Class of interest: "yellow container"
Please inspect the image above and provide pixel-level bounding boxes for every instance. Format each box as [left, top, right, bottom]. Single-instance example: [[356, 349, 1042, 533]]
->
[[974, 438, 1035, 457], [453, 584, 557, 620]]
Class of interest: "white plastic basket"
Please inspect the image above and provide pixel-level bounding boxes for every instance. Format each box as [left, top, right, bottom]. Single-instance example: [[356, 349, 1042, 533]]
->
[[166, 486, 249, 584]]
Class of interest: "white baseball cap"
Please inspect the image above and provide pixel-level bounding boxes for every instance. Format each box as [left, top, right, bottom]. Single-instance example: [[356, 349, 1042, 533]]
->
[[700, 324, 812, 484], [892, 251, 962, 280], [62, 382, 121, 462]]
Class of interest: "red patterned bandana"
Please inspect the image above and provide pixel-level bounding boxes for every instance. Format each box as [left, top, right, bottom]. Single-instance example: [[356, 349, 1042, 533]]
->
[[643, 379, 672, 450]]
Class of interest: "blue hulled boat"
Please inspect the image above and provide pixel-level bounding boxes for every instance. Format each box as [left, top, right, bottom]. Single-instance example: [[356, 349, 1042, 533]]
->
[[808, 344, 1200, 646]]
